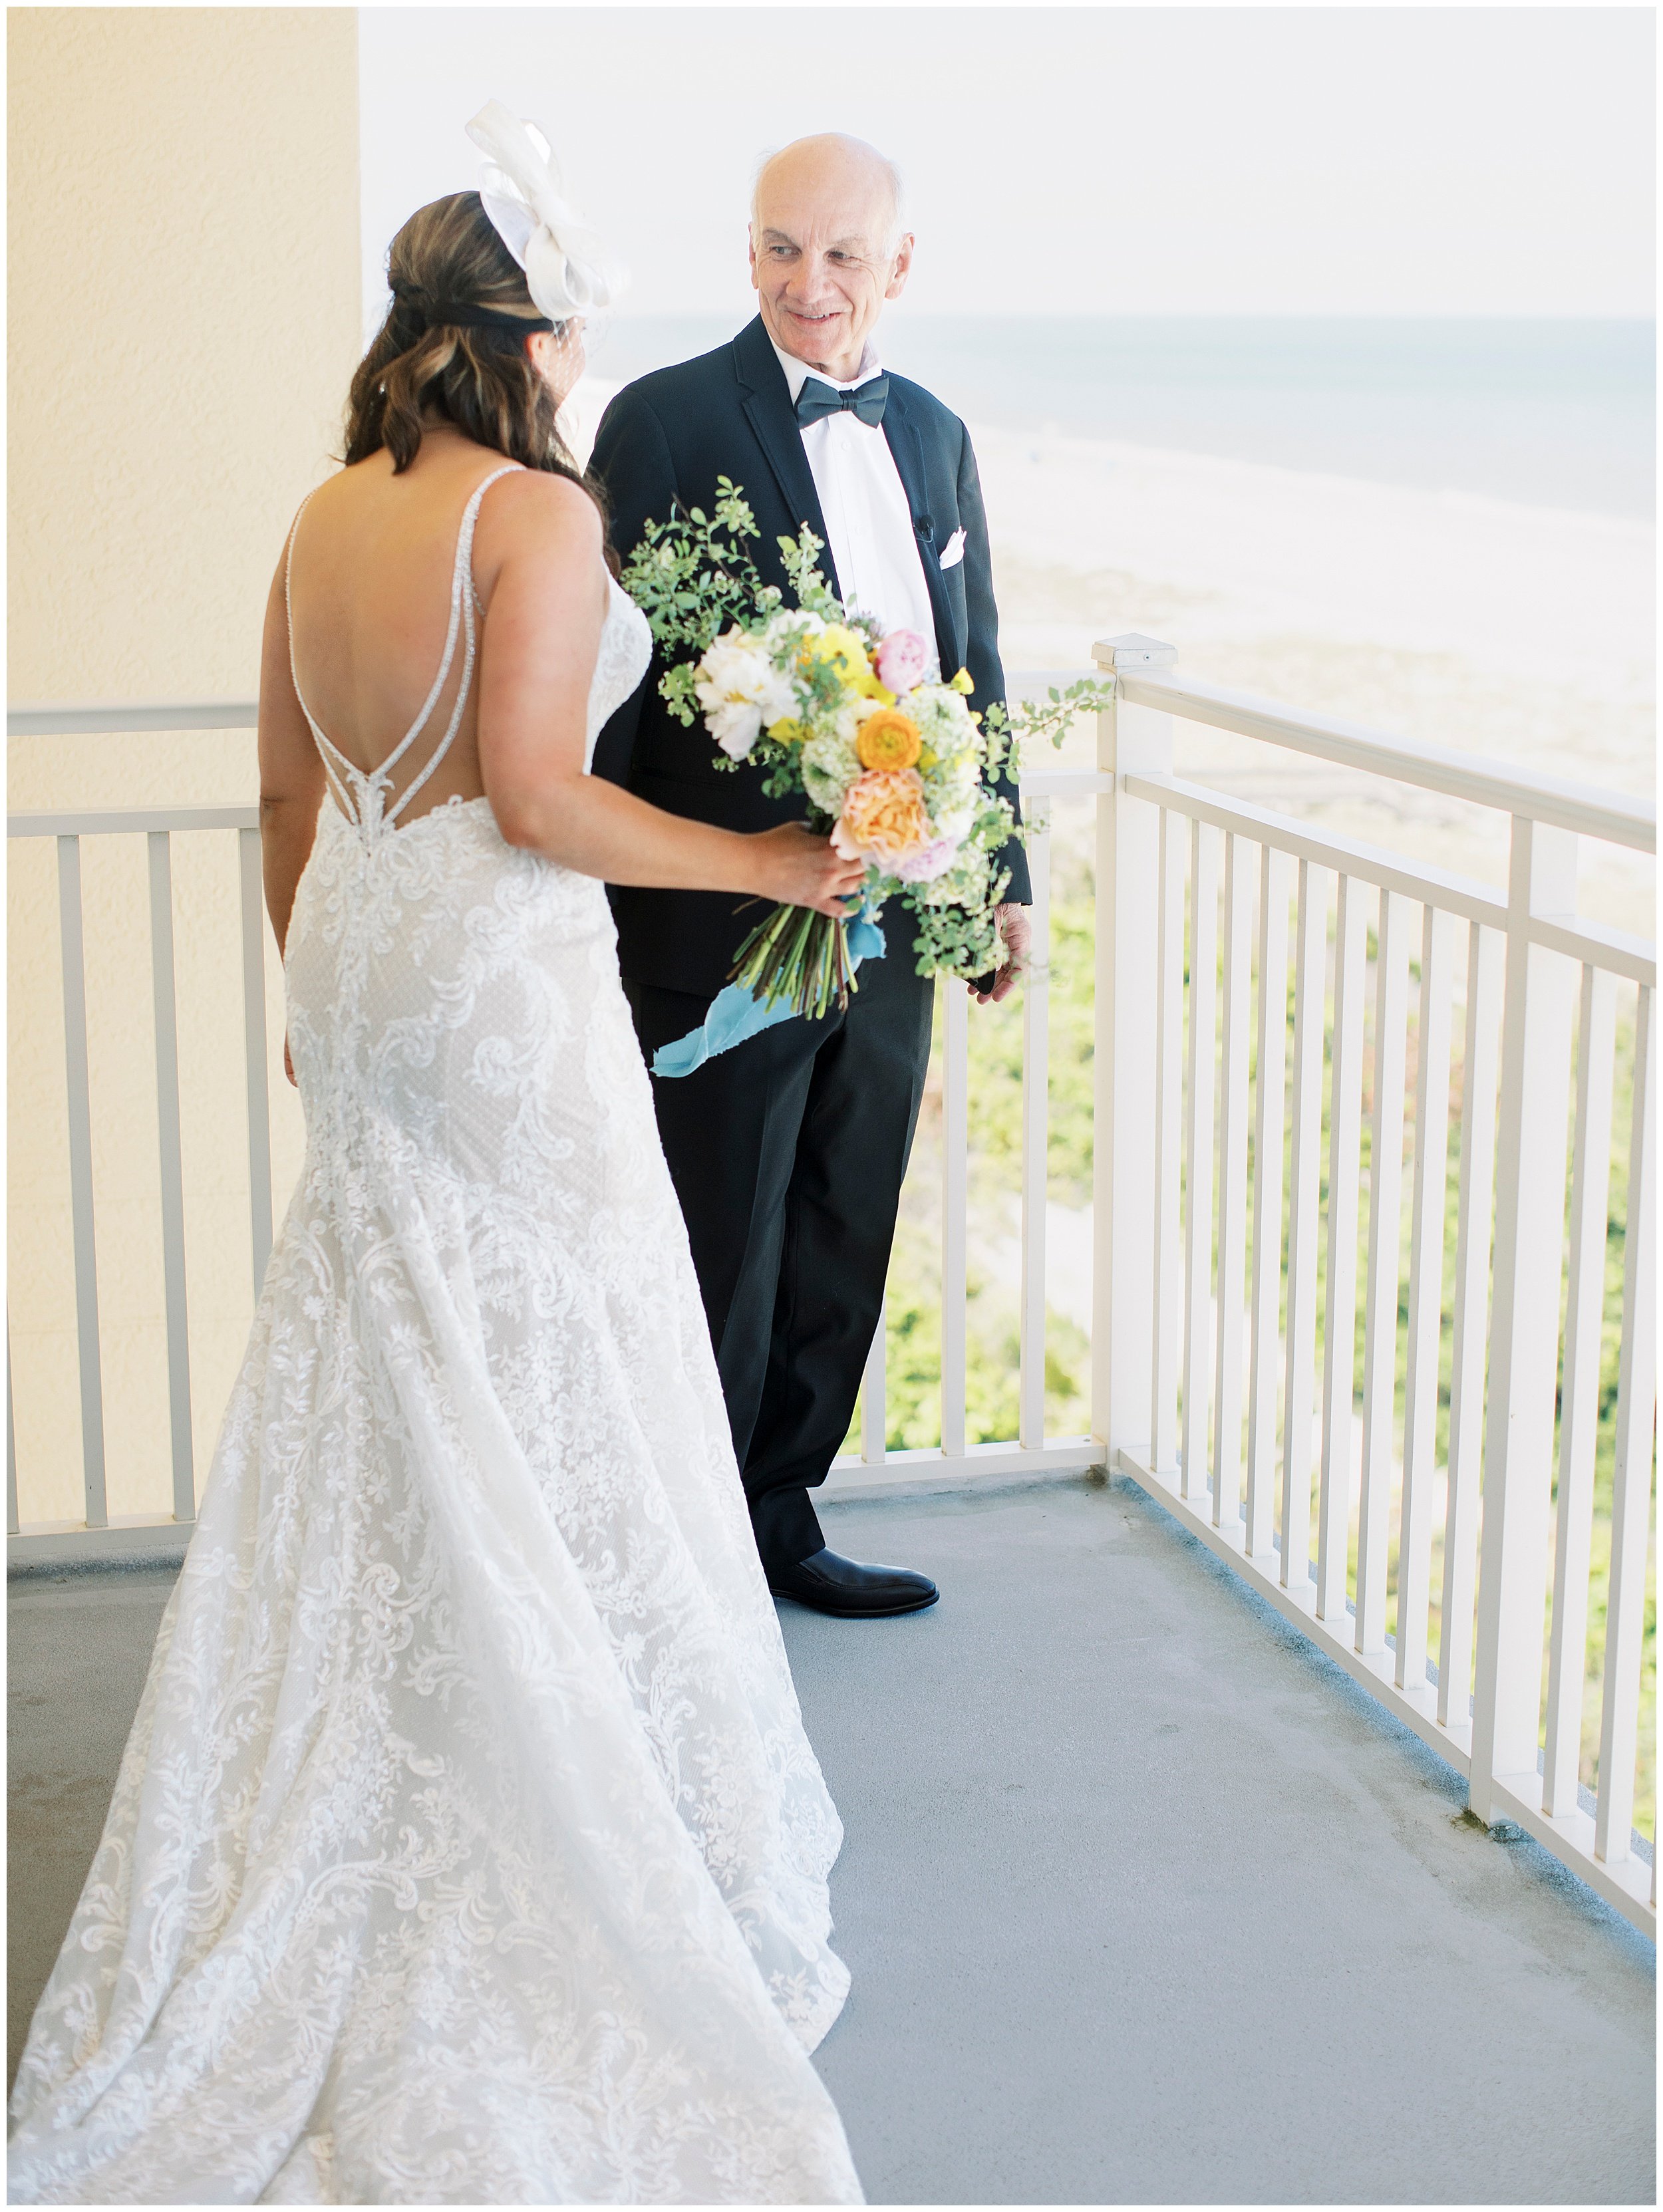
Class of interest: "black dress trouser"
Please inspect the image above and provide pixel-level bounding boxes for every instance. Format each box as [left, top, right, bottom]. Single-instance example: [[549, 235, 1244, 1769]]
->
[[625, 947, 935, 1576]]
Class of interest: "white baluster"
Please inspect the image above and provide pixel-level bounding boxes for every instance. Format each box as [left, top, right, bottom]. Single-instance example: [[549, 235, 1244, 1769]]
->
[[1543, 964, 1616, 1814], [1019, 796, 1052, 1451], [57, 833, 107, 1529], [150, 832, 196, 1523], [1183, 821, 1221, 1505], [860, 1308, 887, 1464], [1397, 904, 1454, 1694], [1469, 819, 1579, 1822], [1151, 809, 1187, 1476], [1213, 836, 1254, 1532], [1248, 845, 1292, 1558], [1438, 923, 1504, 1734], [239, 827, 273, 1300], [1281, 861, 1329, 1591], [1356, 889, 1411, 1656], [1092, 636, 1173, 1481], [1595, 983, 1655, 1864], [1318, 875, 1367, 1622], [5, 1327, 17, 1538], [941, 980, 969, 1457]]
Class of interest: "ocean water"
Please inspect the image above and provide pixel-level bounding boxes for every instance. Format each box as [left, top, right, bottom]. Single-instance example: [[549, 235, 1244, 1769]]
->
[[587, 315, 1655, 520]]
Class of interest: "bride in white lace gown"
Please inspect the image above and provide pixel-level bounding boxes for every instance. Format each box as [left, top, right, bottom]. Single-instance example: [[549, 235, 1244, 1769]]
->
[[8, 132, 867, 2209]]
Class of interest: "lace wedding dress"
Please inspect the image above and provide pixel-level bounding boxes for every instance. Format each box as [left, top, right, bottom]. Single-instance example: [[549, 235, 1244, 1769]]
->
[[9, 468, 862, 2207]]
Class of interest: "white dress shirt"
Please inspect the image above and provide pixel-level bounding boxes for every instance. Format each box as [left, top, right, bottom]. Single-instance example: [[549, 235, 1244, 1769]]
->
[[770, 337, 939, 672]]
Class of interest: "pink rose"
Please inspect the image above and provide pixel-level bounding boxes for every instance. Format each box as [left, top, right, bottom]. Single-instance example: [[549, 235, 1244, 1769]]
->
[[893, 835, 961, 884], [873, 628, 930, 694]]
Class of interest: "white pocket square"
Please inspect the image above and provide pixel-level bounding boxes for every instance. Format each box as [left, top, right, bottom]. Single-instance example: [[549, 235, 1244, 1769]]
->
[[938, 527, 967, 571]]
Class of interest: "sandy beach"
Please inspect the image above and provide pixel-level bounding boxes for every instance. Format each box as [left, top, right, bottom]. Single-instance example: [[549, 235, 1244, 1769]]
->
[[979, 424, 1654, 698]]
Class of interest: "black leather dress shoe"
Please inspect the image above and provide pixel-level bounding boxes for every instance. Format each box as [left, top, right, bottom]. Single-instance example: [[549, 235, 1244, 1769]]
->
[[768, 1547, 939, 1618]]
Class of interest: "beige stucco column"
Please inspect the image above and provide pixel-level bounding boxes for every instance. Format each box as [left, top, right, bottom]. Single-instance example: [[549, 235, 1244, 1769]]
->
[[9, 5, 361, 702], [9, 9, 361, 1526]]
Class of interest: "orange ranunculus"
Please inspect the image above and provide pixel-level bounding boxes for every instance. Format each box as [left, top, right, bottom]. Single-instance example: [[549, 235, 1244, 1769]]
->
[[835, 768, 931, 863], [856, 707, 923, 772]]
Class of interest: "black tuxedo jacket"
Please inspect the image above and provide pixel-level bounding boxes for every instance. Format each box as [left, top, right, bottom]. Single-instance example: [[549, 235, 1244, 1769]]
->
[[589, 314, 1030, 998]]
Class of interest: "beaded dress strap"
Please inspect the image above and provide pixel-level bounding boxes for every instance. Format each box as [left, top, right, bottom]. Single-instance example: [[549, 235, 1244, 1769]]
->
[[284, 464, 521, 830]]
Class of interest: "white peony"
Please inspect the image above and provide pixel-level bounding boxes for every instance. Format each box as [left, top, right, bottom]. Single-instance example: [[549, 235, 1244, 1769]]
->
[[706, 698, 765, 759], [757, 664, 800, 729], [694, 630, 781, 759]]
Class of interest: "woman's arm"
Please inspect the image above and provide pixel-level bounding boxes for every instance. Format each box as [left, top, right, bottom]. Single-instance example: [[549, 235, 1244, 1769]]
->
[[257, 555, 328, 958], [476, 476, 862, 917]]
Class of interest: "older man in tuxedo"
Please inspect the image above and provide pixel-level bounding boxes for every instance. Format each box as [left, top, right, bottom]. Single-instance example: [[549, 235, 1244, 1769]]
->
[[590, 134, 1029, 1617]]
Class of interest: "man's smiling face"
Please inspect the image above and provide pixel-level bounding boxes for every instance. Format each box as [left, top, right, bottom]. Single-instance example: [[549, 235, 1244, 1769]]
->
[[749, 136, 913, 383]]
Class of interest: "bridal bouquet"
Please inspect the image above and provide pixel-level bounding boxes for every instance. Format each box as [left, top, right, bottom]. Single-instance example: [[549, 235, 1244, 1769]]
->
[[623, 480, 1025, 1023]]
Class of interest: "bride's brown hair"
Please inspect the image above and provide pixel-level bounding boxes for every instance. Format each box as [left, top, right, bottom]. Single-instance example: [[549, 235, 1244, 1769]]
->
[[345, 192, 613, 553]]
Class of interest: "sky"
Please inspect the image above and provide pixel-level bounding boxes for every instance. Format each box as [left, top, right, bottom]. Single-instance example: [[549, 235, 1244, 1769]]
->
[[359, 5, 1656, 329]]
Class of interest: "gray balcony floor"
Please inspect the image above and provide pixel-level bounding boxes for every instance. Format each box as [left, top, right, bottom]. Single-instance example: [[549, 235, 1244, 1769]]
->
[[9, 1473, 1655, 2205]]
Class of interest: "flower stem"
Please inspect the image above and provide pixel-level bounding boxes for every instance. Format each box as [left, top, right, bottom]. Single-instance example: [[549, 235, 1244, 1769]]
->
[[730, 905, 854, 1018]]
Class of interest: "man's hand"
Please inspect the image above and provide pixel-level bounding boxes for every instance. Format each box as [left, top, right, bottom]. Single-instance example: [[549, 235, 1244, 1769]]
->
[[972, 903, 1032, 1006]]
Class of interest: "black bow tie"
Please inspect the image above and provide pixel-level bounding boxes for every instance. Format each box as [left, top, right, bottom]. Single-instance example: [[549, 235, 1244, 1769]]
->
[[795, 374, 889, 428]]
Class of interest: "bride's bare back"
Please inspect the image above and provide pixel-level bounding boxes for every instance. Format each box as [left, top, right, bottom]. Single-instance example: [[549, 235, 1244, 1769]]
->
[[281, 426, 609, 827], [257, 420, 862, 976]]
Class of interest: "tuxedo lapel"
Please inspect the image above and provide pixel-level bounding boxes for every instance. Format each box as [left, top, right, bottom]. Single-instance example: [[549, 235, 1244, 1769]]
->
[[730, 318, 841, 601], [882, 388, 962, 674]]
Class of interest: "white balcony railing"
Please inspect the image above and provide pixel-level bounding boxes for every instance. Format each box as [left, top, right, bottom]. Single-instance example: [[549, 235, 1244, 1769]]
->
[[7, 653, 1656, 1937]]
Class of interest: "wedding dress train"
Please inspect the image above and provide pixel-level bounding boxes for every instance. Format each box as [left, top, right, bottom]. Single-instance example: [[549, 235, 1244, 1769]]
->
[[8, 469, 863, 2205]]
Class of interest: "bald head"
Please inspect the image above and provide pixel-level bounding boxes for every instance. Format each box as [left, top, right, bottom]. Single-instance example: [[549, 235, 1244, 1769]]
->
[[751, 135, 905, 252], [749, 134, 914, 380]]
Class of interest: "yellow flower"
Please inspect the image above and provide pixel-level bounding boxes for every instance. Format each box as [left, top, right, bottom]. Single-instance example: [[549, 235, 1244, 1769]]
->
[[856, 707, 923, 773], [949, 667, 975, 694], [767, 717, 808, 744], [804, 624, 872, 686], [836, 769, 932, 863]]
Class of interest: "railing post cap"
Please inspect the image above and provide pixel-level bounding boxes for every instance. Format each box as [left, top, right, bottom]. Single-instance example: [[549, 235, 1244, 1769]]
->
[[1094, 633, 1177, 671]]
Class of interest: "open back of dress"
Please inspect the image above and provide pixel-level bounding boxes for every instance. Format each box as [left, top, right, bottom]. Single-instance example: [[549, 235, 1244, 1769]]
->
[[285, 464, 520, 837]]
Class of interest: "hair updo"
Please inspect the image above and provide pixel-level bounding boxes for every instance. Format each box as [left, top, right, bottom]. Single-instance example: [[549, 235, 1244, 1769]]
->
[[344, 192, 609, 545]]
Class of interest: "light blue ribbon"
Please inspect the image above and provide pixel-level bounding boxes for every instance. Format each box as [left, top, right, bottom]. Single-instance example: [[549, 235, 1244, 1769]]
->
[[653, 902, 887, 1078]]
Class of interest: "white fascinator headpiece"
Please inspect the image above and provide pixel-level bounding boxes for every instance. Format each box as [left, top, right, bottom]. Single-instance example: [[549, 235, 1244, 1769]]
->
[[466, 100, 621, 321]]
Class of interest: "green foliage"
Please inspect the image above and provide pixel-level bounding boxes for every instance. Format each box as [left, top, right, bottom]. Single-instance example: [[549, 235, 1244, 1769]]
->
[[847, 1216, 1091, 1454], [776, 525, 841, 621], [617, 477, 782, 720], [998, 677, 1119, 759], [901, 865, 1009, 985]]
